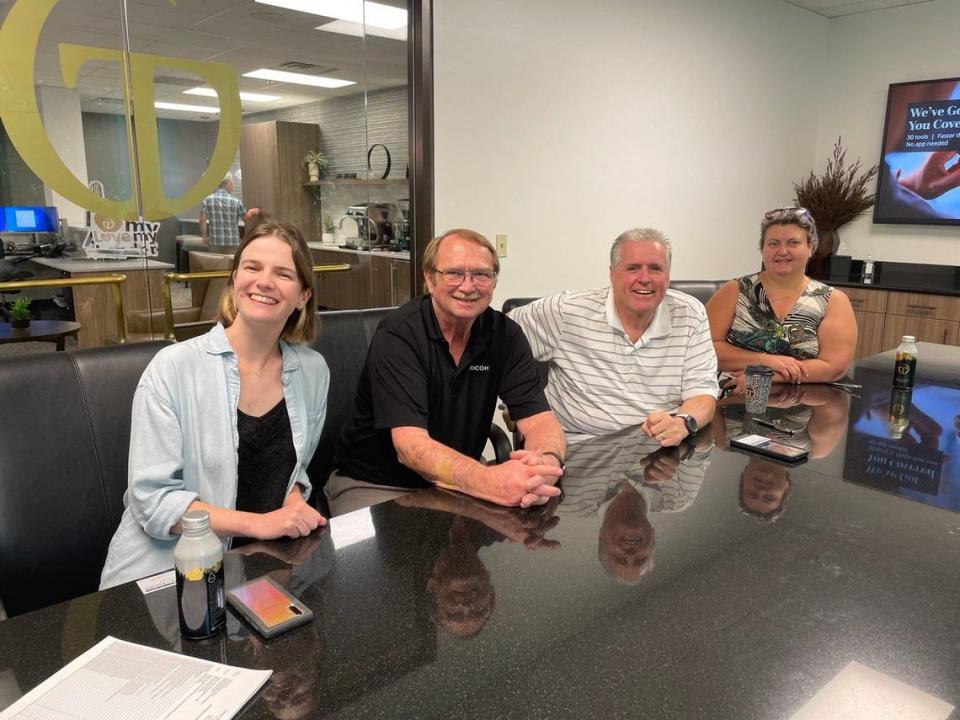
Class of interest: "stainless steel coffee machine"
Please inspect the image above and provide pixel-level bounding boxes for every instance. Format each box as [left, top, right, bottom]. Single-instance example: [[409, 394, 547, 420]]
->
[[339, 205, 378, 248], [339, 203, 405, 249]]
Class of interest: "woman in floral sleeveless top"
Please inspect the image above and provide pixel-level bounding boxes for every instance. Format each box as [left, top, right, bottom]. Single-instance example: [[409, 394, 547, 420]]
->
[[705, 207, 857, 393]]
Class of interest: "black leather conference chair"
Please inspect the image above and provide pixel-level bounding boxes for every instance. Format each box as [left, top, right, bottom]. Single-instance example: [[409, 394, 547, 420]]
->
[[668, 280, 725, 304], [0, 341, 168, 617], [502, 297, 539, 314]]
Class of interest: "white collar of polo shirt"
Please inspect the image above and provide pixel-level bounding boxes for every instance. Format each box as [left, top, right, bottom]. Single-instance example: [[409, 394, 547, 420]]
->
[[604, 287, 672, 349]]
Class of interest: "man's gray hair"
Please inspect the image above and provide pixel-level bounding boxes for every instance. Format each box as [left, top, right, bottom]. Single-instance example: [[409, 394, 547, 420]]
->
[[219, 172, 234, 189], [610, 228, 672, 268]]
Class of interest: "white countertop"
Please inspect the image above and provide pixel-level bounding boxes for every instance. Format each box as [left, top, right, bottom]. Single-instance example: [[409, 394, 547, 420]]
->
[[308, 243, 410, 261], [31, 256, 175, 273]]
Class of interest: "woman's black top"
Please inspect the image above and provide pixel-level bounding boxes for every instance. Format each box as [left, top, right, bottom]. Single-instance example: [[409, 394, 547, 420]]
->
[[235, 397, 296, 520]]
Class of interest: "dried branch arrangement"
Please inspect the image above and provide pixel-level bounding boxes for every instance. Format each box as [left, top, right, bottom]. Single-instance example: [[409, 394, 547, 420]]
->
[[794, 138, 879, 232]]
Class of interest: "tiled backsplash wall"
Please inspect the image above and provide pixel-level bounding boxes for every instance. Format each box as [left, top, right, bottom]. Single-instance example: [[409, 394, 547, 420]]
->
[[241, 85, 409, 241]]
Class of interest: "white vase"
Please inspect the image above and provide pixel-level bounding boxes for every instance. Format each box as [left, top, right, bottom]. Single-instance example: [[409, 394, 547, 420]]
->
[[307, 162, 319, 182], [322, 232, 335, 245]]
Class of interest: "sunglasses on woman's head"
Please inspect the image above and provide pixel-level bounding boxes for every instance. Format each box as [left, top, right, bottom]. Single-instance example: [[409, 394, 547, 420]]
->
[[763, 207, 813, 223]]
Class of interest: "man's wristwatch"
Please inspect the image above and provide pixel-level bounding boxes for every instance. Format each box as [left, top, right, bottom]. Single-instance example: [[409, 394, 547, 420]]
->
[[675, 413, 699, 436], [542, 451, 565, 469]]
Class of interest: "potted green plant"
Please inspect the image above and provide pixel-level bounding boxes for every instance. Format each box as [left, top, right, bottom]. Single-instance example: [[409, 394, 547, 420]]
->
[[322, 214, 336, 245], [9, 295, 32, 329], [794, 137, 878, 278], [303, 150, 328, 182]]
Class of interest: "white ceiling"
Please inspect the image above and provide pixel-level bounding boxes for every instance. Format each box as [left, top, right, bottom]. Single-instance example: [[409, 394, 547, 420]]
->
[[14, 0, 408, 120], [781, 0, 933, 18], [9, 0, 934, 121]]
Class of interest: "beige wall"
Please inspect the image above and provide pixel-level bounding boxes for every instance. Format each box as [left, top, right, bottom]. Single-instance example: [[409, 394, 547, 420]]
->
[[817, 0, 960, 264], [433, 0, 828, 305]]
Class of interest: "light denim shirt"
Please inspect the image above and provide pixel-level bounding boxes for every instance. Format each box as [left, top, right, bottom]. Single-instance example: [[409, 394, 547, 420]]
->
[[100, 324, 330, 589]]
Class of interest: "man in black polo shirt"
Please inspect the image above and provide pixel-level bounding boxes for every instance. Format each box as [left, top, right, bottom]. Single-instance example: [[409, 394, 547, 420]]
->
[[328, 229, 566, 516]]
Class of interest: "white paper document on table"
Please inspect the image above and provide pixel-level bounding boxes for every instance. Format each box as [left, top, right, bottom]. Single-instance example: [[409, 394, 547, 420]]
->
[[0, 635, 271, 720]]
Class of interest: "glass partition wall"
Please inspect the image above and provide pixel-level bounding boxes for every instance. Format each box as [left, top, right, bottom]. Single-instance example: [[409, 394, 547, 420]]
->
[[0, 0, 415, 349]]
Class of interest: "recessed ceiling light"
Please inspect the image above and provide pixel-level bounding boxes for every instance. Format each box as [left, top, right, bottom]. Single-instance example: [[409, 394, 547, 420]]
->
[[255, 0, 407, 30], [154, 101, 220, 113], [184, 87, 281, 102], [315, 19, 406, 40], [243, 68, 355, 88]]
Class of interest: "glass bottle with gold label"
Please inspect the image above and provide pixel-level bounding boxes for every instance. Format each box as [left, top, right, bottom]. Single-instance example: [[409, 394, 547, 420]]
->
[[892, 335, 918, 390], [887, 387, 913, 440]]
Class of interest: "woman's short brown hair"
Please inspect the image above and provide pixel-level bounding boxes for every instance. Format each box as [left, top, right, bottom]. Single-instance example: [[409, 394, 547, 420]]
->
[[217, 220, 317, 343]]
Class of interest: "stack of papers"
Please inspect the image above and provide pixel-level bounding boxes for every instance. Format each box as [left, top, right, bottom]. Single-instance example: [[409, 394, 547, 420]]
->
[[0, 636, 271, 720]]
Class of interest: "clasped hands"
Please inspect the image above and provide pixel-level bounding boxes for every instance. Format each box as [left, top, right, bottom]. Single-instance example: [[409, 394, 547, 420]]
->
[[641, 410, 688, 447], [486, 449, 563, 508]]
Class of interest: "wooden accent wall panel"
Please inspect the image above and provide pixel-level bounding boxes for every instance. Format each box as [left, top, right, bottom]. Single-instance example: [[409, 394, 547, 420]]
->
[[240, 121, 320, 238], [239, 122, 280, 212], [276, 121, 320, 237]]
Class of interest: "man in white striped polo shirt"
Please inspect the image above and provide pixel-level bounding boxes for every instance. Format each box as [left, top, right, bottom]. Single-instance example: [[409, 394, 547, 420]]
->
[[509, 228, 718, 443]]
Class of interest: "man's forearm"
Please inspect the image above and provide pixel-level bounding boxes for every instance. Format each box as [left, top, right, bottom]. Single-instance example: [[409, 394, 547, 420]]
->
[[677, 395, 716, 429], [515, 410, 566, 460], [392, 428, 488, 499]]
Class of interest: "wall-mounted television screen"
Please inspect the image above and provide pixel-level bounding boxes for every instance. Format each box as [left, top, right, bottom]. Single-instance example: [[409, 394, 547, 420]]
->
[[875, 77, 960, 225], [0, 206, 59, 233]]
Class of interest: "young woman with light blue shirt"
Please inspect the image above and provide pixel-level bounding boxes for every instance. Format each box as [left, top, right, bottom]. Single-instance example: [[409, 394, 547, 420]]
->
[[100, 220, 330, 589]]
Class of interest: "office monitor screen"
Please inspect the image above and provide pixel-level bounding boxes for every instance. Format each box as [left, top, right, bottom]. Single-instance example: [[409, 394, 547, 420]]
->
[[0, 206, 59, 233], [874, 76, 960, 225]]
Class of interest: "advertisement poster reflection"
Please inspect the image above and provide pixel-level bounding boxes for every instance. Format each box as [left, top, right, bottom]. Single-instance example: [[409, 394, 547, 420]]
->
[[845, 372, 960, 511]]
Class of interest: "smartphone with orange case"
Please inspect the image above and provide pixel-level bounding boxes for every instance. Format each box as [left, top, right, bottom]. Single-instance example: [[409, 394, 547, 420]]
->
[[226, 576, 313, 638]]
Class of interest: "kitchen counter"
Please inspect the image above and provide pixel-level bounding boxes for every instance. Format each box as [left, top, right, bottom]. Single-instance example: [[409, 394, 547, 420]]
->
[[308, 242, 410, 262], [27, 254, 173, 347], [31, 256, 175, 273], [824, 259, 960, 296]]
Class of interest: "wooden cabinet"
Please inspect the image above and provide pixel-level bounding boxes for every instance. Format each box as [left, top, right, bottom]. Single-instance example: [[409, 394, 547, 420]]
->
[[845, 287, 887, 359], [371, 255, 411, 308], [240, 121, 319, 238], [841, 286, 960, 358], [884, 291, 960, 319], [310, 248, 411, 310], [883, 290, 960, 348], [881, 314, 960, 348], [311, 248, 371, 310]]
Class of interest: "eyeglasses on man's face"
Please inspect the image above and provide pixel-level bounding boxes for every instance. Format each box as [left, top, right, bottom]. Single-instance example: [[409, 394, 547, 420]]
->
[[433, 268, 497, 286]]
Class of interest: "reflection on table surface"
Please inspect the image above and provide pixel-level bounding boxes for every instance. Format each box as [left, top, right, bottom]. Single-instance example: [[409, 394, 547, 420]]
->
[[845, 365, 960, 512], [2, 350, 960, 718]]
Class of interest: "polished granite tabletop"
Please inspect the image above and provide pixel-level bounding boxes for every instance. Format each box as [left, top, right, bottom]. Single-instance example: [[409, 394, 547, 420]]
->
[[2, 346, 959, 719]]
